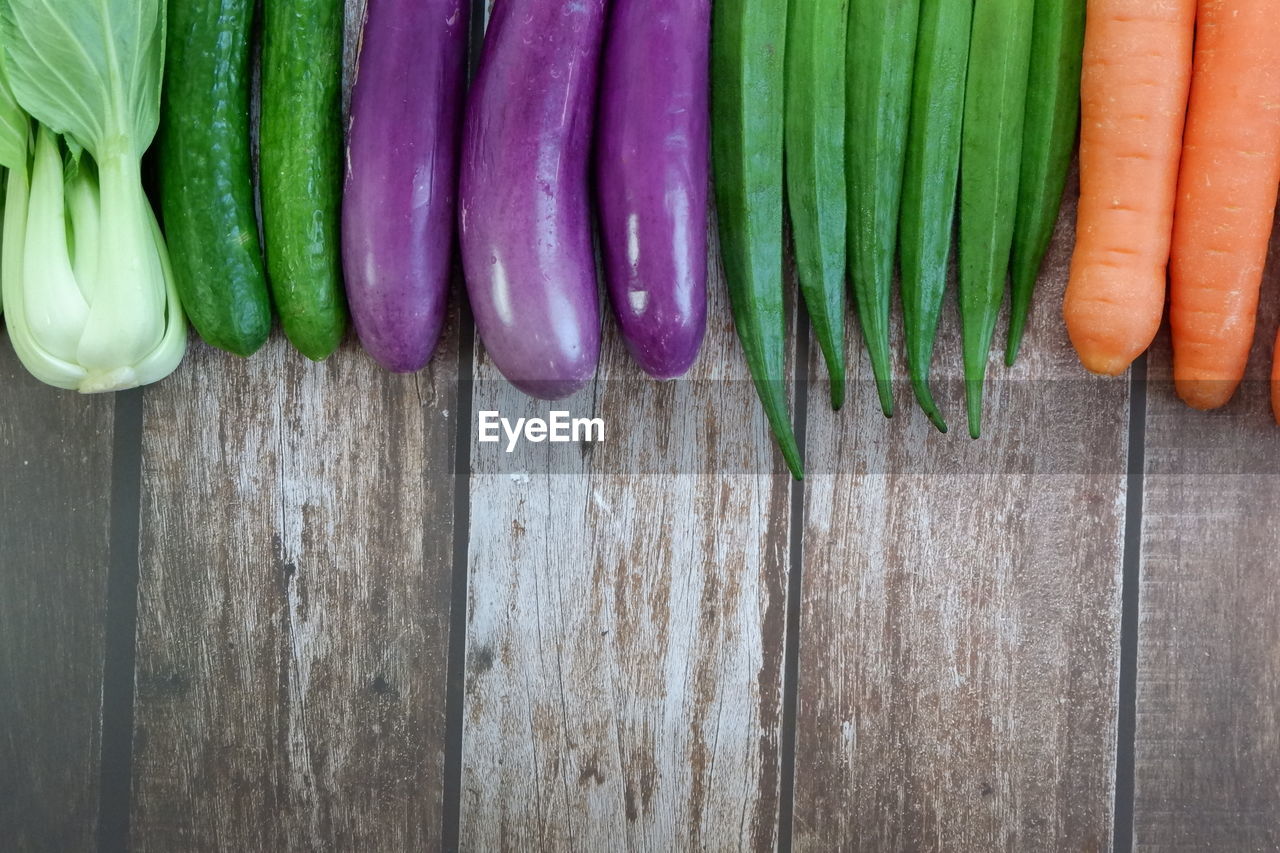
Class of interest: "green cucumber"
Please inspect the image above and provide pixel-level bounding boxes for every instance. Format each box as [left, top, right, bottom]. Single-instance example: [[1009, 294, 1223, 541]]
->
[[159, 0, 271, 358], [958, 0, 1035, 437], [847, 0, 922, 418], [784, 0, 848, 410], [260, 0, 347, 360], [899, 0, 973, 433], [1005, 0, 1085, 365], [712, 0, 804, 480]]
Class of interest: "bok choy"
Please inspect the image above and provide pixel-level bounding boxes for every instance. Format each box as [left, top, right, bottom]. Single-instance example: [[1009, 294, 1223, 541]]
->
[[0, 0, 185, 392]]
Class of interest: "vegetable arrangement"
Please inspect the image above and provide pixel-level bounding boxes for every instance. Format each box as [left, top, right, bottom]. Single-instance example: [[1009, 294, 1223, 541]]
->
[[1066, 0, 1280, 423], [8, 0, 1278, 462], [0, 0, 719, 401], [0, 0, 1090, 469], [0, 0, 357, 388]]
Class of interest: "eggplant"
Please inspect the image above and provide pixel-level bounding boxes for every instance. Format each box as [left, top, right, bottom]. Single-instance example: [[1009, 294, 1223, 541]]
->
[[343, 0, 470, 373], [595, 0, 710, 379], [459, 0, 607, 399]]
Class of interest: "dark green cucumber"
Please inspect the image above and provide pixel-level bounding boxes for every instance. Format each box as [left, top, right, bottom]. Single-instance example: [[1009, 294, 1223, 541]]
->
[[958, 0, 1035, 438], [1005, 0, 1085, 365], [784, 0, 847, 410], [712, 0, 803, 480], [260, 0, 347, 360], [899, 0, 972, 433], [159, 0, 271, 358], [847, 0, 921, 418]]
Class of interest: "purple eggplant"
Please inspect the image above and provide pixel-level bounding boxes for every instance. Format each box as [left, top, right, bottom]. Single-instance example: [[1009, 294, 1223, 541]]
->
[[595, 0, 710, 379], [343, 0, 469, 373], [458, 0, 607, 400]]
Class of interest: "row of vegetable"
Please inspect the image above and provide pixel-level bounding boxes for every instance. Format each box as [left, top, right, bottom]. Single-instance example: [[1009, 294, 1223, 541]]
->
[[1, 0, 1278, 479], [0, 0, 706, 398]]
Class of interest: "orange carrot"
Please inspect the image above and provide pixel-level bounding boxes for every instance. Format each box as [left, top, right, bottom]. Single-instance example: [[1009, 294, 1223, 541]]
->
[[1063, 0, 1195, 375], [1170, 0, 1280, 411]]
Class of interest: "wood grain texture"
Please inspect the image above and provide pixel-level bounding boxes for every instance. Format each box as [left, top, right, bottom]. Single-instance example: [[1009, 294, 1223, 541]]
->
[[130, 333, 457, 850], [794, 180, 1129, 851], [0, 343, 114, 852], [129, 1, 459, 847], [1133, 219, 1280, 851], [460, 217, 793, 849]]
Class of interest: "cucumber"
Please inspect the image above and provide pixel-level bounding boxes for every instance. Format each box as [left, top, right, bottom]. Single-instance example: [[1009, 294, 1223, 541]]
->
[[899, 0, 972, 433], [1005, 0, 1085, 365], [958, 0, 1035, 437], [260, 0, 347, 360], [159, 0, 271, 358], [784, 0, 848, 410], [712, 0, 804, 480], [847, 0, 922, 418]]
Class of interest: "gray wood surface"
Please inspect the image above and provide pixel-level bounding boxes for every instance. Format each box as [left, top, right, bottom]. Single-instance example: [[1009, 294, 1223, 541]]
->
[[1132, 223, 1280, 851], [129, 334, 458, 850], [0, 344, 115, 852], [793, 186, 1129, 851], [5, 0, 1280, 848]]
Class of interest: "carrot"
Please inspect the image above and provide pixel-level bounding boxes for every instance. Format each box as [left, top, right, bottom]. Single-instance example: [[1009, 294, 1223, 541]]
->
[[1062, 0, 1195, 376], [1169, 0, 1280, 411]]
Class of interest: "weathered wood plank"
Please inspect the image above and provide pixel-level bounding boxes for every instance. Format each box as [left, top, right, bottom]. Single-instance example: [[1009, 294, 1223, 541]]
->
[[794, 181, 1128, 851], [0, 343, 115, 852], [129, 0, 459, 846], [130, 332, 458, 850], [1133, 222, 1280, 851], [460, 223, 792, 848]]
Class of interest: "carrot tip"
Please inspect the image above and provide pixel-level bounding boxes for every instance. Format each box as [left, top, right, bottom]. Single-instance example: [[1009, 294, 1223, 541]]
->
[[1175, 379, 1239, 412], [1077, 354, 1134, 377]]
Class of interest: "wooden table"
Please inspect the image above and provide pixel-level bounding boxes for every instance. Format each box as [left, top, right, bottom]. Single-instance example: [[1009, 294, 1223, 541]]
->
[[2, 2, 1278, 851]]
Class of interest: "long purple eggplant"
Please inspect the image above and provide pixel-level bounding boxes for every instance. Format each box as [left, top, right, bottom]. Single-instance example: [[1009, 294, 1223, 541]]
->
[[595, 0, 710, 379], [459, 0, 607, 399], [343, 0, 469, 373]]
